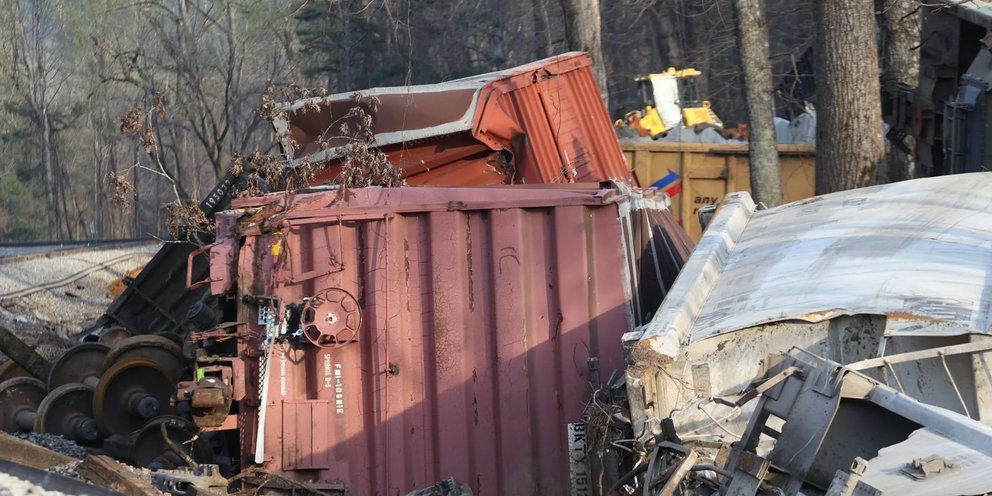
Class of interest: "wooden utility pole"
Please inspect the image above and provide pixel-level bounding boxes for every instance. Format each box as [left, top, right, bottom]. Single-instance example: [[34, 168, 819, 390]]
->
[[814, 0, 885, 194], [560, 0, 609, 106], [734, 0, 782, 206]]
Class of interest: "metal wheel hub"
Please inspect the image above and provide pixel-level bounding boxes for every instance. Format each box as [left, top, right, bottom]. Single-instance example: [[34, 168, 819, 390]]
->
[[93, 358, 176, 436], [48, 343, 109, 390], [35, 382, 103, 445], [0, 377, 46, 433]]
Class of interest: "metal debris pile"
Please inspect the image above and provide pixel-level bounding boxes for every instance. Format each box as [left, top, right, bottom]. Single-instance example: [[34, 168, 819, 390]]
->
[[603, 348, 992, 495], [609, 173, 992, 495]]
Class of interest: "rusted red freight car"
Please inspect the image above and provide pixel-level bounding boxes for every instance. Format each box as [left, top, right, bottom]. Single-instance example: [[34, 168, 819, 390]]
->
[[94, 52, 635, 341], [185, 184, 691, 495], [273, 52, 635, 186]]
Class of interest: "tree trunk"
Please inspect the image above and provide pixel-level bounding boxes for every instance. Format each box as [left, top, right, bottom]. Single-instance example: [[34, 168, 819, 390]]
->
[[734, 0, 782, 207], [879, 0, 920, 181], [560, 0, 608, 106], [337, 0, 352, 91], [651, 4, 683, 69], [814, 0, 885, 194], [533, 0, 554, 59], [879, 0, 919, 87], [41, 108, 58, 240]]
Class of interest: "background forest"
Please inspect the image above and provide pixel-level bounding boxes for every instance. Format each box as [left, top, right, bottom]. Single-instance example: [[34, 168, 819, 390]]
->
[[0, 0, 849, 241]]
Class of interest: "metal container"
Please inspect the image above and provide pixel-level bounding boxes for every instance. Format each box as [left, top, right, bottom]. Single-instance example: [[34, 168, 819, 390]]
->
[[195, 184, 692, 495], [621, 141, 815, 240], [274, 52, 635, 186]]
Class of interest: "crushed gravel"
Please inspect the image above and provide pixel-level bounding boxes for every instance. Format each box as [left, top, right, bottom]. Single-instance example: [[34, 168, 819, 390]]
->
[[15, 433, 87, 459], [45, 461, 81, 480]]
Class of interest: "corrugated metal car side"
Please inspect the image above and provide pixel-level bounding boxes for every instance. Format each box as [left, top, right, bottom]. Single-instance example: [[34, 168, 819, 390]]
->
[[225, 187, 683, 495], [256, 206, 629, 495], [484, 54, 632, 185]]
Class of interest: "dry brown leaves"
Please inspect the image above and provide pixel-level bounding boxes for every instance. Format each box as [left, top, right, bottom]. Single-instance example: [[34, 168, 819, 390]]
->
[[230, 154, 245, 176], [338, 144, 403, 188], [250, 150, 283, 185], [152, 92, 167, 117], [141, 127, 156, 154], [333, 93, 403, 189], [106, 170, 135, 209], [165, 201, 215, 241], [257, 87, 277, 121], [233, 174, 263, 198], [119, 107, 144, 134]]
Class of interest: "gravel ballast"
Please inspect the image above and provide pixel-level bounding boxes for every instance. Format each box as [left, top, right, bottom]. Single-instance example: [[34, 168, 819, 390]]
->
[[15, 433, 87, 459], [0, 243, 158, 359]]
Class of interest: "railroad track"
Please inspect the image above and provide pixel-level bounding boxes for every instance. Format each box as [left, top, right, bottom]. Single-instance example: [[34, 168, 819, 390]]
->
[[0, 239, 157, 265], [0, 240, 158, 333], [0, 253, 151, 303]]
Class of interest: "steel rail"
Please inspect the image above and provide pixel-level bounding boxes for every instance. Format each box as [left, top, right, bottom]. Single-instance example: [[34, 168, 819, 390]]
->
[[0, 239, 157, 265], [0, 253, 149, 302]]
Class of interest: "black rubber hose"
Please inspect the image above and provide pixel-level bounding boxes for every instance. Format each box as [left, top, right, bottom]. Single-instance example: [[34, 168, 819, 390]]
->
[[690, 463, 733, 479], [609, 461, 648, 493]]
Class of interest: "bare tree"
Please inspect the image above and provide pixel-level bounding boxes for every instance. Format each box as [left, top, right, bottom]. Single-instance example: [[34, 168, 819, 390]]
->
[[560, 0, 609, 105], [734, 0, 782, 206], [533, 0, 555, 59], [100, 2, 283, 185], [814, 0, 885, 194], [6, 0, 70, 239]]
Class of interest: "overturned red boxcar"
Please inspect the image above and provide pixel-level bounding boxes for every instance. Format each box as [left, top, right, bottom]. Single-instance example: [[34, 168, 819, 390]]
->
[[273, 52, 635, 186], [96, 52, 636, 341], [186, 184, 691, 495]]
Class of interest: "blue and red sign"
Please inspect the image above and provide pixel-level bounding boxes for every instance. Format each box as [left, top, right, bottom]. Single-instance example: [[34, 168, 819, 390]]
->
[[649, 169, 682, 197]]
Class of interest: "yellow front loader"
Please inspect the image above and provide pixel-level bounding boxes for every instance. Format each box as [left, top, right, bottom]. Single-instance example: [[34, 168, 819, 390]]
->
[[617, 68, 724, 138]]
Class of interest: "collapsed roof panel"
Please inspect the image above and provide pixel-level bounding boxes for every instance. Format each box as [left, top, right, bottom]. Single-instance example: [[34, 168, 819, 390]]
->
[[634, 172, 992, 367], [624, 173, 992, 447], [275, 83, 483, 160]]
